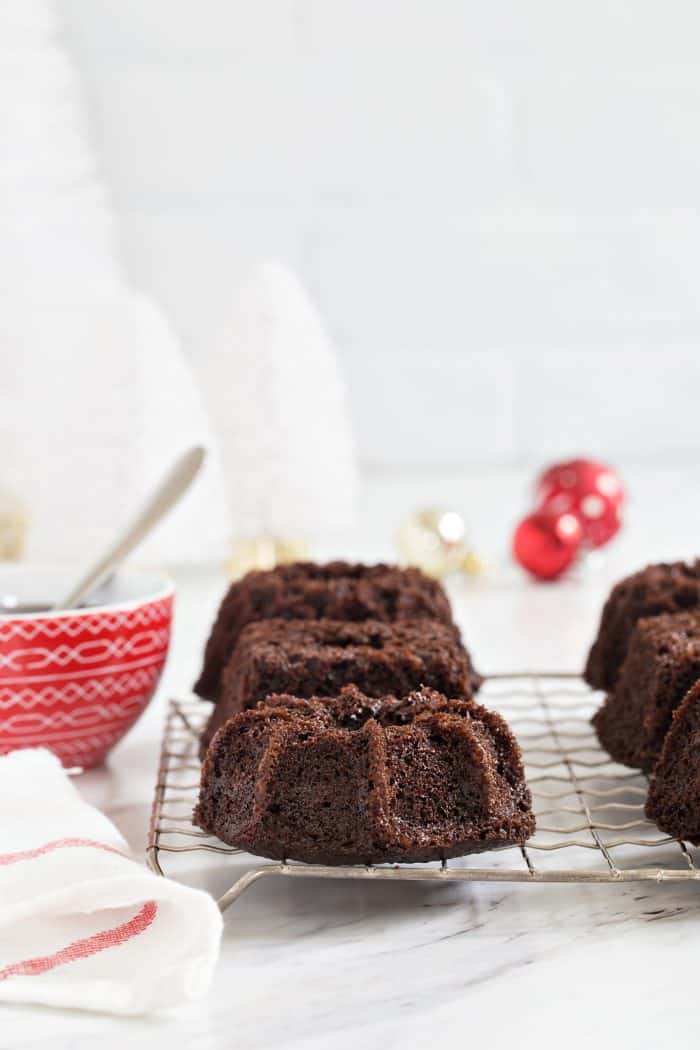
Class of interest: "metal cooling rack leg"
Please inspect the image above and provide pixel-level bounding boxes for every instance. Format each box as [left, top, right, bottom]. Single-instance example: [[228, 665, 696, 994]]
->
[[146, 845, 164, 876], [217, 867, 281, 911]]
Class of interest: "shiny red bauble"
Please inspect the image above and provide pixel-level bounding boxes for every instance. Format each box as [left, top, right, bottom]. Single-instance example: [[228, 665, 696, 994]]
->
[[512, 510, 583, 582], [536, 458, 623, 549]]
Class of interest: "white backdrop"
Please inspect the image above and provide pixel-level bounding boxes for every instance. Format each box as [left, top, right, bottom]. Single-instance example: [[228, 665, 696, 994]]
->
[[59, 0, 700, 471]]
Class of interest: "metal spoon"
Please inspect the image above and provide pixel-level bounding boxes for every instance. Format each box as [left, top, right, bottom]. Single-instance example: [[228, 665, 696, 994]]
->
[[54, 445, 206, 611]]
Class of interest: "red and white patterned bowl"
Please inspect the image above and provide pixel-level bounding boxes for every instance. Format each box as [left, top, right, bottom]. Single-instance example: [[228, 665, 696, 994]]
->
[[0, 566, 174, 770]]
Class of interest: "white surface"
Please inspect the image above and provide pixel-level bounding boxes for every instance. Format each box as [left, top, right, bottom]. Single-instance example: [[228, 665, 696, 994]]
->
[[3, 468, 699, 1048], [56, 0, 700, 468]]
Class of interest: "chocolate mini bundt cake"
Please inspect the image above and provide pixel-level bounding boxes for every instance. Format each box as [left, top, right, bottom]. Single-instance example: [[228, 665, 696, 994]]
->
[[584, 560, 700, 691], [646, 678, 700, 843], [194, 686, 535, 866], [194, 561, 458, 703], [592, 610, 700, 772], [199, 617, 481, 757]]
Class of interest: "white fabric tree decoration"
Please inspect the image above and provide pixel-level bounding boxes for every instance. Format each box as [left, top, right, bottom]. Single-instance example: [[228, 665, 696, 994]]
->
[[8, 294, 231, 564], [200, 261, 357, 542], [0, 0, 230, 563]]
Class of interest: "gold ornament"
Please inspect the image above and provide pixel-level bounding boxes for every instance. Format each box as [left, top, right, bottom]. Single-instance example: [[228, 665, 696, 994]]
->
[[0, 488, 28, 560], [397, 508, 483, 579], [228, 535, 308, 580]]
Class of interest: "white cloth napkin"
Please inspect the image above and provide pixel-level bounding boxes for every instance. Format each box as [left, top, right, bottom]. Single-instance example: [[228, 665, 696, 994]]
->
[[0, 749, 222, 1015]]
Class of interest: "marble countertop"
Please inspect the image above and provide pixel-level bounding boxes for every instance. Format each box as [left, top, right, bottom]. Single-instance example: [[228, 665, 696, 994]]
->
[[5, 465, 700, 1050]]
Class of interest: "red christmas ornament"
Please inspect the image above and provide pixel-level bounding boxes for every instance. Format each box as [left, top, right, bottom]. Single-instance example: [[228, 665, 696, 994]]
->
[[512, 509, 583, 582], [536, 458, 623, 549]]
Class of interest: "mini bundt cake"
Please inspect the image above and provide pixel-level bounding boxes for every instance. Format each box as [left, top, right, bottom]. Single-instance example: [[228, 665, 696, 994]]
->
[[584, 560, 700, 691], [592, 610, 700, 771], [194, 561, 457, 703], [194, 686, 535, 865], [646, 678, 700, 843], [199, 617, 481, 757]]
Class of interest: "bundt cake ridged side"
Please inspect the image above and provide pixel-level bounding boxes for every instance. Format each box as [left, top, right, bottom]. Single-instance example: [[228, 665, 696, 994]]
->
[[592, 610, 700, 771], [646, 679, 700, 843], [194, 687, 535, 866]]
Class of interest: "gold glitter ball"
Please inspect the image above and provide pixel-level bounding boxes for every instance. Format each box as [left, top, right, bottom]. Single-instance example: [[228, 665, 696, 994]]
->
[[397, 508, 482, 579]]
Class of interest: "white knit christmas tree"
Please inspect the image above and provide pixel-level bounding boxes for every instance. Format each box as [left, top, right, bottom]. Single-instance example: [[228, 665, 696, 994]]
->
[[0, 0, 230, 564], [200, 261, 357, 540]]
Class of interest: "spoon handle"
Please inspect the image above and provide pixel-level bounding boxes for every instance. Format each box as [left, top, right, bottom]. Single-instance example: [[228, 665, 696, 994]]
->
[[54, 446, 206, 611]]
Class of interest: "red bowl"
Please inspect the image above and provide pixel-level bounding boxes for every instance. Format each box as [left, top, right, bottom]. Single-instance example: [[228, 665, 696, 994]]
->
[[0, 566, 174, 770]]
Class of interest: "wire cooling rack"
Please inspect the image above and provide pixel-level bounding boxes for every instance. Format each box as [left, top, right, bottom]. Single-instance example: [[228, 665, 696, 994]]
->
[[147, 674, 700, 912]]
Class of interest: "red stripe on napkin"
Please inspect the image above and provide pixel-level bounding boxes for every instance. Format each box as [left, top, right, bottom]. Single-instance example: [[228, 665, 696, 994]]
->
[[0, 900, 158, 982], [0, 837, 127, 866]]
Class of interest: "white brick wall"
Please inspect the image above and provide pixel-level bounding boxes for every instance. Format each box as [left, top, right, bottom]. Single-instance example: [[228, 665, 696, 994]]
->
[[60, 0, 700, 468]]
